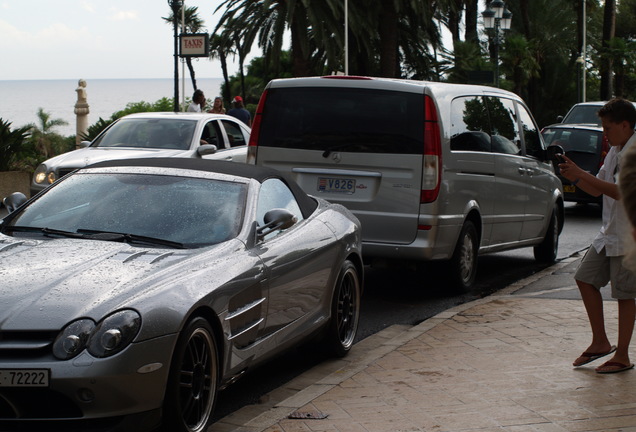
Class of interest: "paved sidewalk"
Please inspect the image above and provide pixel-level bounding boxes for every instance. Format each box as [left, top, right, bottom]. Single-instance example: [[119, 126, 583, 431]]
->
[[212, 255, 636, 432]]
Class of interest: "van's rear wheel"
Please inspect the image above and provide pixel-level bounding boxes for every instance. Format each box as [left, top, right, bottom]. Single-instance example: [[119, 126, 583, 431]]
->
[[448, 221, 478, 292]]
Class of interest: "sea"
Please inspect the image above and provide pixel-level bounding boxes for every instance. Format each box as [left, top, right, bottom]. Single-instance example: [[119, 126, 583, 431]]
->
[[0, 78, 224, 138]]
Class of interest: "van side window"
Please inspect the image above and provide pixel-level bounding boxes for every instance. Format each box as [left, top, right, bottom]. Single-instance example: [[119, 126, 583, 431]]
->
[[450, 96, 492, 152], [517, 104, 543, 158], [485, 97, 521, 155]]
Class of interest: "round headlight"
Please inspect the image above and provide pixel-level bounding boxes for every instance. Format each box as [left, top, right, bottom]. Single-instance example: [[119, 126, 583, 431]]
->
[[87, 310, 141, 358], [53, 319, 95, 360], [46, 171, 57, 184], [33, 165, 48, 184]]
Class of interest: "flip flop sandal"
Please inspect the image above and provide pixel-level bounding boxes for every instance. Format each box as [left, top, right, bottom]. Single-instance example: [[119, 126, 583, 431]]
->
[[573, 345, 617, 367], [595, 361, 635, 374]]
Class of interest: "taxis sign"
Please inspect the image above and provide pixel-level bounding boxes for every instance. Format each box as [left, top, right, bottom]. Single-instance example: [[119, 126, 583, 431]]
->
[[180, 33, 209, 57]]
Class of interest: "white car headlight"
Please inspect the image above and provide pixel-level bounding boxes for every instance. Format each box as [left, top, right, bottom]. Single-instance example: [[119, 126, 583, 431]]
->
[[87, 310, 141, 358], [33, 164, 48, 184], [33, 164, 57, 185]]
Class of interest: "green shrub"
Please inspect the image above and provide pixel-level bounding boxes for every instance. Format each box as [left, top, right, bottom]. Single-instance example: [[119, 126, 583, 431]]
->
[[0, 118, 31, 171]]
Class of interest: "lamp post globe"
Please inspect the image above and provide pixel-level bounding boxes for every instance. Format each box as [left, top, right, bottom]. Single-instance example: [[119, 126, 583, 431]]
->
[[481, 1, 512, 88]]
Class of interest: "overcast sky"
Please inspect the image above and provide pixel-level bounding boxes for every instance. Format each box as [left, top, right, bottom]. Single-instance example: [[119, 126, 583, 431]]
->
[[0, 0, 247, 81]]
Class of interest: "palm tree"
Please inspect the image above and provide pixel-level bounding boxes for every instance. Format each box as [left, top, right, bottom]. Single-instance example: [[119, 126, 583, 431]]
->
[[500, 35, 540, 95], [0, 119, 31, 171], [31, 108, 68, 159], [163, 6, 206, 91], [209, 33, 234, 105]]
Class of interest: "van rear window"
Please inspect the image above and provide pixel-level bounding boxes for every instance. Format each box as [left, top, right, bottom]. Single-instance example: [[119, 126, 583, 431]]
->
[[258, 87, 424, 154]]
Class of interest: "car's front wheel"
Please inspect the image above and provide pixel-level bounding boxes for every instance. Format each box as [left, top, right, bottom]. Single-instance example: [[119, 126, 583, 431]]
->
[[322, 260, 361, 357], [162, 317, 219, 432]]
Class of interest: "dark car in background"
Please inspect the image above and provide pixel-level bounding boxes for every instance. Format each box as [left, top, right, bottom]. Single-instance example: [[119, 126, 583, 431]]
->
[[542, 123, 608, 204]]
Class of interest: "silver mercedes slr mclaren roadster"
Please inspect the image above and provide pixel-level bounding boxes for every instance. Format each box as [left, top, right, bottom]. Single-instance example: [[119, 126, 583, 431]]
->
[[0, 158, 363, 432]]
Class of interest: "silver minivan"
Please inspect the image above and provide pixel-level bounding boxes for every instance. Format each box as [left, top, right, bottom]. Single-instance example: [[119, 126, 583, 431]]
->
[[247, 76, 564, 290]]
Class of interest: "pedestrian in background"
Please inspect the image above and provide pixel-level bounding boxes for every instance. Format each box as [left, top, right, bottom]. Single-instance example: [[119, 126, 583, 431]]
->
[[559, 97, 636, 373], [187, 89, 206, 112], [209, 96, 226, 114], [227, 96, 251, 127]]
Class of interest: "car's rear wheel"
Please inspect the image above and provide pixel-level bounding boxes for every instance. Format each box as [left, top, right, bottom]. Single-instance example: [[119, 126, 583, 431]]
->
[[449, 221, 478, 292], [322, 260, 361, 358], [162, 317, 219, 432], [534, 207, 559, 263]]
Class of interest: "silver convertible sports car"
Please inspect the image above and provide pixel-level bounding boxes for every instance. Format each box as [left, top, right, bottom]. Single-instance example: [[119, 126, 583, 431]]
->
[[0, 159, 363, 432]]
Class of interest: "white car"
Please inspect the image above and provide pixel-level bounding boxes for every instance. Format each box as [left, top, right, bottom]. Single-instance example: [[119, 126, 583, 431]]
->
[[31, 112, 250, 195]]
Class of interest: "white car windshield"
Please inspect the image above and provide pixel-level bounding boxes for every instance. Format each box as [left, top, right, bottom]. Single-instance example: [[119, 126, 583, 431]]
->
[[92, 118, 197, 150], [7, 173, 248, 248]]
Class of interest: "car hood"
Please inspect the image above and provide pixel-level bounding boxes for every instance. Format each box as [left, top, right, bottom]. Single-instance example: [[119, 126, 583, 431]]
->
[[45, 146, 192, 170], [0, 235, 229, 331]]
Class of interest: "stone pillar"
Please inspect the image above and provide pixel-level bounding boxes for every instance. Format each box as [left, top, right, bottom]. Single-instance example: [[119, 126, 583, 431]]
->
[[74, 79, 90, 148]]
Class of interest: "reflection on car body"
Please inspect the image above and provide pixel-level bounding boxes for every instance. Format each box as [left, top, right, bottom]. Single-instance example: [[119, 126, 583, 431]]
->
[[30, 112, 250, 196], [0, 158, 363, 432]]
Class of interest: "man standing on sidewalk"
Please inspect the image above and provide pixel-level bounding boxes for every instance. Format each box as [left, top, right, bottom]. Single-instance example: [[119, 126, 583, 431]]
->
[[559, 97, 636, 373]]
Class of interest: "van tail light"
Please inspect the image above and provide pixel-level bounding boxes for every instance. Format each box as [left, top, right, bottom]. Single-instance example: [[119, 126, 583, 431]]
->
[[247, 89, 268, 164], [599, 135, 609, 170], [421, 95, 441, 203]]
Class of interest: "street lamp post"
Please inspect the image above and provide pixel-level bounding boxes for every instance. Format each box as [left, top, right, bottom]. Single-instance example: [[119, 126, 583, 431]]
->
[[482, 0, 512, 88], [167, 0, 183, 112]]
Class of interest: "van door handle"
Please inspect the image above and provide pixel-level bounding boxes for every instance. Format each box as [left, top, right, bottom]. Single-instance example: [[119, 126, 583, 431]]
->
[[517, 166, 526, 175]]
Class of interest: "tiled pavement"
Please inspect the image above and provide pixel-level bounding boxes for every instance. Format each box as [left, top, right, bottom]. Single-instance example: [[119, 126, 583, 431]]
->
[[211, 255, 636, 432]]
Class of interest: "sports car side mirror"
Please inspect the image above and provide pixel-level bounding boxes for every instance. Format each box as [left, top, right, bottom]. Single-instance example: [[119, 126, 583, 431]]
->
[[2, 192, 28, 214], [257, 209, 297, 241]]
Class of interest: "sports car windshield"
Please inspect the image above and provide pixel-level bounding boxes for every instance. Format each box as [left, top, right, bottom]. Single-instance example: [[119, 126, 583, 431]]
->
[[92, 118, 197, 150], [4, 173, 248, 248]]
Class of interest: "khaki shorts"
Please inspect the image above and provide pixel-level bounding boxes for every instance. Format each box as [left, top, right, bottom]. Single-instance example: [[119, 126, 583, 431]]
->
[[575, 247, 636, 299]]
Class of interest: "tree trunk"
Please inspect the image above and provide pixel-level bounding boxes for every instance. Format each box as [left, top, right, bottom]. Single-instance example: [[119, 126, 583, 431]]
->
[[600, 0, 616, 99], [448, 0, 462, 44], [186, 58, 197, 91], [378, 0, 398, 77], [290, 16, 312, 77], [464, 0, 478, 44], [219, 49, 231, 105]]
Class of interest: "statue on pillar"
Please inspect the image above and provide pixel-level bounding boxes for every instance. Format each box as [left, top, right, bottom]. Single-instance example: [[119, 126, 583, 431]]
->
[[74, 79, 90, 148]]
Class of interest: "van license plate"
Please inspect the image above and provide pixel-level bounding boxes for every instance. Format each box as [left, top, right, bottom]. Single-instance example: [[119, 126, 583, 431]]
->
[[317, 177, 356, 194], [0, 369, 50, 387], [564, 185, 576, 193]]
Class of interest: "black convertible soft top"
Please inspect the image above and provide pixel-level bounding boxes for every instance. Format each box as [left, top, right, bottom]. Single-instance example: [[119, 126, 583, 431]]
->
[[85, 158, 319, 218]]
